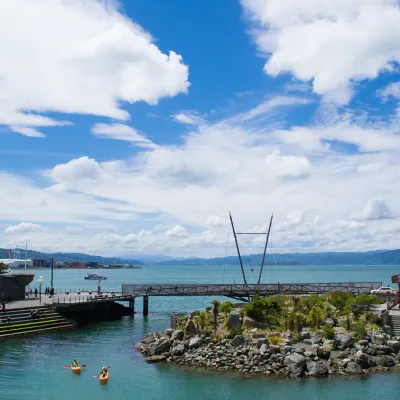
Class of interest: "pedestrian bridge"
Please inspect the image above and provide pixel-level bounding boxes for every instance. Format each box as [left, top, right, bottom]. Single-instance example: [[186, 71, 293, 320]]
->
[[122, 281, 382, 304]]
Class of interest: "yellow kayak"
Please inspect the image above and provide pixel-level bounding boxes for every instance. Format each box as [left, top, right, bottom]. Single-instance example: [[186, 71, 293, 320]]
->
[[71, 366, 81, 374], [99, 372, 109, 383]]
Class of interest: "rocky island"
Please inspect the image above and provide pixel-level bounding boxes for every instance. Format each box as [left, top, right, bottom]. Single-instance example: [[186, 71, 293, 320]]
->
[[136, 292, 400, 378]]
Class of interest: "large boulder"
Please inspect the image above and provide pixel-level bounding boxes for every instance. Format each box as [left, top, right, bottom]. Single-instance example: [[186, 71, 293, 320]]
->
[[257, 338, 269, 349], [311, 333, 323, 345], [375, 345, 392, 355], [334, 333, 354, 348], [306, 361, 329, 376], [325, 318, 335, 327], [346, 361, 362, 374], [227, 311, 242, 330], [300, 329, 311, 340], [387, 340, 400, 353], [354, 351, 376, 369], [184, 320, 197, 337], [242, 316, 258, 329], [259, 343, 269, 353], [153, 339, 171, 355], [188, 336, 203, 349], [284, 353, 306, 377], [232, 335, 246, 347], [145, 355, 166, 363], [171, 343, 186, 356], [322, 339, 335, 351], [375, 355, 396, 367], [162, 328, 174, 338], [371, 334, 386, 345], [171, 329, 184, 341], [316, 347, 331, 360]]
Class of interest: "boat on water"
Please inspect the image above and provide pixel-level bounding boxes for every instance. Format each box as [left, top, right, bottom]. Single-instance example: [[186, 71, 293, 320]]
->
[[84, 273, 107, 280]]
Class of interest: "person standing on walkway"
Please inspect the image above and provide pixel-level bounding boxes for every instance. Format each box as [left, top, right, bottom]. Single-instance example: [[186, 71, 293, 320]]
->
[[34, 288, 38, 297], [2, 302, 5, 312]]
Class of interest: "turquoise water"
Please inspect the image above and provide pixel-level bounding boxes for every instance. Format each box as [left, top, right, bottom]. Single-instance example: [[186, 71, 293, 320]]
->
[[1, 265, 399, 400]]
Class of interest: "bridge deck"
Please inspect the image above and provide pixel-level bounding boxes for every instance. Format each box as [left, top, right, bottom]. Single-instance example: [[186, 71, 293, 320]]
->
[[122, 282, 382, 300]]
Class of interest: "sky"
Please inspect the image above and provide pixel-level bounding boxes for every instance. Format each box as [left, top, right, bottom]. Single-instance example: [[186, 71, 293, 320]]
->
[[1, 0, 400, 259]]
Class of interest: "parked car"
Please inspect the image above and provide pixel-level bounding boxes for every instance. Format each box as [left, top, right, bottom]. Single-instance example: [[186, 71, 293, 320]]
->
[[371, 286, 398, 295]]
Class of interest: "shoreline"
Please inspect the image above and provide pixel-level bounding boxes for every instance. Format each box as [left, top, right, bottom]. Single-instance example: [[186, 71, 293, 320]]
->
[[135, 292, 400, 380], [136, 329, 400, 379]]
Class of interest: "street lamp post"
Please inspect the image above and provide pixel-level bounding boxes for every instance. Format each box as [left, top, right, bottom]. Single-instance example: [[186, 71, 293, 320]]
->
[[37, 276, 44, 305]]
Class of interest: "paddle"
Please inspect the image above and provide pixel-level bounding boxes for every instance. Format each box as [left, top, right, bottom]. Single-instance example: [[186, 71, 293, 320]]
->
[[63, 364, 86, 368], [93, 366, 110, 378]]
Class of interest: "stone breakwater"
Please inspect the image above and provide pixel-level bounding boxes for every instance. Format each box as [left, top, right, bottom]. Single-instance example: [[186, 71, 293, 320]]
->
[[136, 329, 400, 378]]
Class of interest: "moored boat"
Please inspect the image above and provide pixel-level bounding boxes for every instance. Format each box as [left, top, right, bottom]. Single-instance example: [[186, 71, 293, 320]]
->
[[84, 273, 107, 280]]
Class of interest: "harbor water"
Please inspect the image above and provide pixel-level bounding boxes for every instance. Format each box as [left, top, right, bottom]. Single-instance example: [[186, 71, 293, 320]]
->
[[1, 264, 399, 400]]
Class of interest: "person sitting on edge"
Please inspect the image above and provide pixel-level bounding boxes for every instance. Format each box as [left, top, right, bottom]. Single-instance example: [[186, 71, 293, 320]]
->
[[71, 360, 79, 367], [100, 367, 108, 377]]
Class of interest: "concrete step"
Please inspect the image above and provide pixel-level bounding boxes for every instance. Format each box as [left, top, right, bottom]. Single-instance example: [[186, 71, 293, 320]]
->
[[1, 312, 61, 323], [0, 306, 51, 317], [0, 319, 73, 334], [0, 322, 75, 339], [0, 315, 66, 328]]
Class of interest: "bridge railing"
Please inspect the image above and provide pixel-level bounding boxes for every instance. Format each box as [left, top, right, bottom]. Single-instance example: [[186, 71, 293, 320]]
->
[[121, 282, 382, 297]]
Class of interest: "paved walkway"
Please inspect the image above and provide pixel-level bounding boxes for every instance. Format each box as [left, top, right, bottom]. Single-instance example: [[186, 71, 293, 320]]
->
[[5, 291, 121, 310]]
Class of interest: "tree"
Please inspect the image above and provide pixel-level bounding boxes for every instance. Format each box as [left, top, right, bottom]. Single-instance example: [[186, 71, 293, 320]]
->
[[244, 294, 265, 322], [0, 262, 9, 274], [325, 291, 353, 311], [301, 294, 324, 312], [211, 299, 220, 332], [220, 300, 234, 316], [288, 310, 306, 333], [306, 306, 326, 330], [195, 311, 210, 332]]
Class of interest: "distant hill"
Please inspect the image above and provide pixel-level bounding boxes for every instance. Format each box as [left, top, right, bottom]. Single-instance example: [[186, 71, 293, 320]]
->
[[0, 248, 144, 265], [157, 249, 400, 266]]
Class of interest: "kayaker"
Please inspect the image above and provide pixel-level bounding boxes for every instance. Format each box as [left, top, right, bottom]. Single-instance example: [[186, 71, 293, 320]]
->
[[71, 360, 79, 367], [100, 367, 108, 377]]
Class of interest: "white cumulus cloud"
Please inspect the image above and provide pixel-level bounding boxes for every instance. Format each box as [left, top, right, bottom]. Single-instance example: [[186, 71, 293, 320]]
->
[[241, 0, 400, 103], [0, 0, 189, 136], [165, 225, 188, 237], [5, 222, 43, 234], [91, 123, 156, 147]]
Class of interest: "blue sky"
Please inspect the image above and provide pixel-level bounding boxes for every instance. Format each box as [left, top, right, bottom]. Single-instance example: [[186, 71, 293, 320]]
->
[[1, 0, 400, 258]]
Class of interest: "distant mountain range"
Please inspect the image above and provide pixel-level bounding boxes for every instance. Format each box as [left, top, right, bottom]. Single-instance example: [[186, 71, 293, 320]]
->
[[157, 249, 400, 266], [0, 248, 144, 265], [2, 247, 400, 266]]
